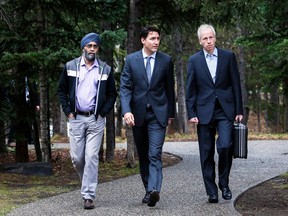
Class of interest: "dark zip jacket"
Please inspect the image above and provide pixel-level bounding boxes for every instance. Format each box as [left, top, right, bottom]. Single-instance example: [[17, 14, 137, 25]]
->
[[57, 57, 117, 118]]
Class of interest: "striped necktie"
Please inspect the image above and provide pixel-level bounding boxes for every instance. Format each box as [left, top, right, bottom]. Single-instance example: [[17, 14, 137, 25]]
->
[[207, 53, 213, 60], [146, 56, 152, 83]]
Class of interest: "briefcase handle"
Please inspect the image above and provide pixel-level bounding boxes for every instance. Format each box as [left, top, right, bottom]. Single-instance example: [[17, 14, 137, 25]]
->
[[234, 120, 248, 129], [234, 119, 241, 125]]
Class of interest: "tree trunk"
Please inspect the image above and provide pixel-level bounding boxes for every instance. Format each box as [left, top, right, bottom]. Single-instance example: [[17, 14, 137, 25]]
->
[[256, 88, 262, 132], [0, 121, 7, 153], [106, 110, 115, 162], [125, 0, 143, 167], [269, 85, 279, 132], [60, 108, 67, 136], [284, 94, 288, 133], [283, 78, 288, 133], [28, 80, 42, 161], [172, 27, 187, 133], [0, 84, 7, 153], [100, 20, 115, 162], [37, 3, 51, 162], [51, 94, 61, 136], [115, 98, 122, 137], [14, 76, 29, 163], [264, 92, 269, 129], [32, 118, 42, 161], [126, 126, 135, 168], [39, 72, 51, 162]]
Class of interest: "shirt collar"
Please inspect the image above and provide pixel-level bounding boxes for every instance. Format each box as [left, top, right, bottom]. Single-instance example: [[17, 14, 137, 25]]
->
[[204, 47, 218, 58], [142, 49, 156, 59], [80, 57, 99, 68]]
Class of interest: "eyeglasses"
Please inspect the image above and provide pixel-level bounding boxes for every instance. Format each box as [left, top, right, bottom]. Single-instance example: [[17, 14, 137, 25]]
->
[[85, 44, 99, 49]]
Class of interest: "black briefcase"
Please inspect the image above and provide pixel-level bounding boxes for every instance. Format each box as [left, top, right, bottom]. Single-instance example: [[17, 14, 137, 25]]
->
[[233, 122, 248, 159]]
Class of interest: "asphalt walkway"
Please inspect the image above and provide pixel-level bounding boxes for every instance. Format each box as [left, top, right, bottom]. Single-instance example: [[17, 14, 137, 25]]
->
[[7, 140, 288, 216]]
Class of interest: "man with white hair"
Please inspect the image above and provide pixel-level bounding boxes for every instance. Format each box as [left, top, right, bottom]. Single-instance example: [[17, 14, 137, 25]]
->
[[186, 24, 243, 204]]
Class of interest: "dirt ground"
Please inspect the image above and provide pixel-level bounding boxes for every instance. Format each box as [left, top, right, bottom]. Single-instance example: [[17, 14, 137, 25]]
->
[[234, 174, 288, 216]]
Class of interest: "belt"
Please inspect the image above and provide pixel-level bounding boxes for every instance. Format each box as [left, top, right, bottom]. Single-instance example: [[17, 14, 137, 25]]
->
[[76, 110, 94, 117]]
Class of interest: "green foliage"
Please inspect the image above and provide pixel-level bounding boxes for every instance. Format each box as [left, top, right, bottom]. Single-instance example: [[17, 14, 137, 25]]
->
[[0, 0, 128, 74], [101, 29, 127, 50], [0, 0, 128, 84], [1, 0, 287, 135], [0, 0, 128, 157]]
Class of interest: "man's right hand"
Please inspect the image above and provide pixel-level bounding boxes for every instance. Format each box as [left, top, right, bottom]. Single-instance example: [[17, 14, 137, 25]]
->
[[188, 117, 199, 124], [67, 113, 74, 119], [124, 112, 135, 126]]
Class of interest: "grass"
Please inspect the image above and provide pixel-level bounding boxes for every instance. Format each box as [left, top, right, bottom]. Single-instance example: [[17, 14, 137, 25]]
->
[[0, 148, 140, 216], [248, 132, 288, 140], [274, 172, 288, 190], [165, 131, 288, 141]]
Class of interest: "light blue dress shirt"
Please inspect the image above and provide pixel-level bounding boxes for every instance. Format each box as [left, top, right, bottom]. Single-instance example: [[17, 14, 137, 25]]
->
[[204, 48, 218, 83]]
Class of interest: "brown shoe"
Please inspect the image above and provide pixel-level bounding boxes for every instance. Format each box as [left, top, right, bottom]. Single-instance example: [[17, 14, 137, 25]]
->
[[84, 199, 95, 209]]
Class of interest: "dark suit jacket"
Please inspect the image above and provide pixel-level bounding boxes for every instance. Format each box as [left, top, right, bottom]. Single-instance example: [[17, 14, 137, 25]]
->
[[186, 48, 243, 124], [120, 50, 175, 127]]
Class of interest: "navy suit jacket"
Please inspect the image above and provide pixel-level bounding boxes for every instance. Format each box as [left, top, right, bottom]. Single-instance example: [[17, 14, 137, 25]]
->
[[186, 48, 243, 124], [120, 50, 175, 127]]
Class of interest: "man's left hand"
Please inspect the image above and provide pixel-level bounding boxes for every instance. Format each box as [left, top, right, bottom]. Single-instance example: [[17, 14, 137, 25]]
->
[[168, 118, 174, 125], [235, 115, 243, 122]]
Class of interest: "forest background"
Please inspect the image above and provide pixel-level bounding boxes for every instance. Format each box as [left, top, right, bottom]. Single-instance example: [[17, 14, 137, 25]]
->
[[0, 0, 287, 165]]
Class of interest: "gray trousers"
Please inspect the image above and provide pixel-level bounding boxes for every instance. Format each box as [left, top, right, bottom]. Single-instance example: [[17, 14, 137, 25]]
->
[[69, 114, 105, 200]]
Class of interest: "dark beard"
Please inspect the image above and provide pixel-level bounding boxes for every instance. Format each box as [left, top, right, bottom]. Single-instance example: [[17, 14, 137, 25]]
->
[[84, 51, 96, 62]]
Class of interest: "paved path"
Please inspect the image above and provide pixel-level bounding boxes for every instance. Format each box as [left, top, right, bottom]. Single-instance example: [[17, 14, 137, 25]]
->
[[8, 140, 288, 216]]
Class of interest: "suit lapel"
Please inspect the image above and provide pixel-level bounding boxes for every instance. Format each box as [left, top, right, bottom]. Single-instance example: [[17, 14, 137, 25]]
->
[[135, 51, 149, 84], [199, 51, 214, 84], [150, 52, 160, 87], [215, 48, 223, 84]]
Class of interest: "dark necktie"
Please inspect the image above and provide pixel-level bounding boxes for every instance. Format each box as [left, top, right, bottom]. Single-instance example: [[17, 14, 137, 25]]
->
[[146, 56, 152, 83]]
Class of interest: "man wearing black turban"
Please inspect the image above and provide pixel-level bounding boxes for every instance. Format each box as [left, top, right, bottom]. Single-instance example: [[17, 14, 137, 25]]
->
[[58, 32, 117, 209]]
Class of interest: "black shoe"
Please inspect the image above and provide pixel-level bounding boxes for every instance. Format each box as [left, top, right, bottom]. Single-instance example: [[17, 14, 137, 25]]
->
[[142, 193, 150, 203], [147, 190, 160, 207], [222, 187, 232, 200], [208, 195, 219, 203], [84, 199, 95, 209]]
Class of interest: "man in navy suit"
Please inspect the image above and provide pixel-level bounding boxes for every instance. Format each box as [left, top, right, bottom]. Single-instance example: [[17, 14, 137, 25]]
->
[[186, 24, 243, 203], [120, 26, 175, 207]]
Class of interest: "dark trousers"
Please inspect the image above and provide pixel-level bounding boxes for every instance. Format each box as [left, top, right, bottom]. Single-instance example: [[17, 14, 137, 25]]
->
[[197, 100, 234, 195], [132, 107, 166, 193]]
